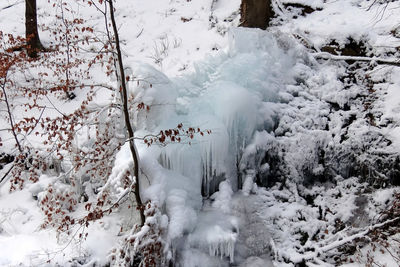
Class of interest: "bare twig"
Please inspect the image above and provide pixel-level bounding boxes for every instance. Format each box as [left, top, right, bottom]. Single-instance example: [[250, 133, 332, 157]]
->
[[136, 28, 144, 38], [45, 95, 66, 117], [1, 77, 23, 153], [26, 106, 45, 136], [0, 164, 15, 186]]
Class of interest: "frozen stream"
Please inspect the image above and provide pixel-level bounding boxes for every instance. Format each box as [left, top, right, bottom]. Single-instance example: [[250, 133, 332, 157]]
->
[[232, 193, 273, 266], [173, 181, 274, 266]]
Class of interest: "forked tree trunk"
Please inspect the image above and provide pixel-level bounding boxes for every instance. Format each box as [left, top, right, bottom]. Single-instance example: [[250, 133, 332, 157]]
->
[[240, 0, 273, 30], [25, 0, 43, 58]]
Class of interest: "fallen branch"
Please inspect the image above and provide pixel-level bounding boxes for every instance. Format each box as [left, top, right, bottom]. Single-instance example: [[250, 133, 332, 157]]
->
[[312, 52, 400, 66], [287, 217, 400, 264], [319, 217, 399, 252]]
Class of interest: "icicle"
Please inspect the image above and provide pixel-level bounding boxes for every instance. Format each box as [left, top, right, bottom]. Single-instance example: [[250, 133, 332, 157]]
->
[[207, 233, 236, 263]]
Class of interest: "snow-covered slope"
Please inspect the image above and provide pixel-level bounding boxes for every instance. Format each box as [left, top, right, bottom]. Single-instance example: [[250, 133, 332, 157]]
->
[[0, 0, 400, 266]]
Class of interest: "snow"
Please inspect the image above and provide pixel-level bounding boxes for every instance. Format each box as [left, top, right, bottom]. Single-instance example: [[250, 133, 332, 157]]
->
[[211, 181, 234, 213], [379, 67, 400, 150], [0, 173, 121, 266], [275, 0, 400, 50], [1, 0, 400, 265]]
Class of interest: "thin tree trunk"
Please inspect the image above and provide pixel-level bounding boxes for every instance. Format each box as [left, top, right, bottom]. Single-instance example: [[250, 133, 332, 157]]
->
[[25, 0, 43, 58], [240, 0, 273, 30], [108, 0, 145, 226]]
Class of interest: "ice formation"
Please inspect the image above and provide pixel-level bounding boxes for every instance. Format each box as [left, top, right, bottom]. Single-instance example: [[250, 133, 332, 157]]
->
[[186, 210, 239, 264], [134, 28, 297, 264], [135, 27, 294, 196], [207, 226, 236, 263]]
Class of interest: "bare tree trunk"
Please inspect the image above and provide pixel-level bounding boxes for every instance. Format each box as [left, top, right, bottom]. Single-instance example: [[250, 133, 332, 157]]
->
[[108, 0, 145, 226], [25, 0, 43, 58], [240, 0, 273, 30]]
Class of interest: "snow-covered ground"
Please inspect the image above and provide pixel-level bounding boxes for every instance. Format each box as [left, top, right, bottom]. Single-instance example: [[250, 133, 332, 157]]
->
[[1, 0, 400, 266]]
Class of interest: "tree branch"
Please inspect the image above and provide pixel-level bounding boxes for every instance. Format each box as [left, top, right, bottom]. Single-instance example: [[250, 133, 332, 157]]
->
[[312, 52, 400, 66], [0, 164, 14, 187], [1, 77, 23, 153], [286, 217, 400, 264]]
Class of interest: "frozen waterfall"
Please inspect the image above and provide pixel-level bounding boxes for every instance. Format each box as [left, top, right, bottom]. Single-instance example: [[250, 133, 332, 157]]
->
[[135, 27, 297, 265]]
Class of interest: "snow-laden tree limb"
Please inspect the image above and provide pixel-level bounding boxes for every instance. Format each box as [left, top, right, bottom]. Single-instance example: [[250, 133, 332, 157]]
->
[[312, 52, 400, 66], [284, 217, 400, 264]]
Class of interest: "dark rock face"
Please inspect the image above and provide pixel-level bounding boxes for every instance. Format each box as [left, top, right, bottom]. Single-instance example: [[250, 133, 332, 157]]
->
[[256, 147, 283, 188], [255, 139, 400, 189], [283, 3, 322, 16], [240, 0, 273, 30], [202, 173, 227, 197], [321, 38, 369, 57]]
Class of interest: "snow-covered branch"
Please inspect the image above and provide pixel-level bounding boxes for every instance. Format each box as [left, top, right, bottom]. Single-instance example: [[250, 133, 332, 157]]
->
[[287, 217, 400, 264], [312, 52, 400, 66]]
